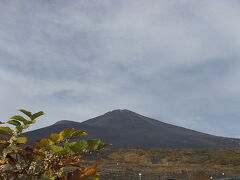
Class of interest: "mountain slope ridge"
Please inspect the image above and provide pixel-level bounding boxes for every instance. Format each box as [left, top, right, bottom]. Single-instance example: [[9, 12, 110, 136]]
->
[[23, 109, 240, 148]]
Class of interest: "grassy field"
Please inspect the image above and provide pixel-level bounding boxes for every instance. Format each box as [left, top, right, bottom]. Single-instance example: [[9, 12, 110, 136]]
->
[[85, 148, 240, 179]]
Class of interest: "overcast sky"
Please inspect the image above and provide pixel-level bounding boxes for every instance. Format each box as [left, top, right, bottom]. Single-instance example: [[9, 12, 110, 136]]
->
[[0, 0, 240, 137]]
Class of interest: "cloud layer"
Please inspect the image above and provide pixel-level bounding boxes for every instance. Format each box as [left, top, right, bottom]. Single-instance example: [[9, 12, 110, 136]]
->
[[0, 0, 240, 136]]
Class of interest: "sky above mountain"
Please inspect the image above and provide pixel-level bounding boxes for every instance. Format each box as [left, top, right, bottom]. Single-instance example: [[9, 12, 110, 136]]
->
[[0, 0, 240, 137]]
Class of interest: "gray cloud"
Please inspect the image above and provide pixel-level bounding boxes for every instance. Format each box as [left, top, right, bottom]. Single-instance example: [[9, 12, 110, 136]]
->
[[0, 0, 240, 137]]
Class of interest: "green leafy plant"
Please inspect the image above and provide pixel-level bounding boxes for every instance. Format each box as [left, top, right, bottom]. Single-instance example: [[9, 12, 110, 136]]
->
[[0, 110, 110, 180]]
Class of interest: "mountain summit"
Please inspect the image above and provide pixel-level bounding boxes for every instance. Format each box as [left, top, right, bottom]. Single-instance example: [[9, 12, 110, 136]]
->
[[23, 109, 240, 148], [82, 109, 160, 128]]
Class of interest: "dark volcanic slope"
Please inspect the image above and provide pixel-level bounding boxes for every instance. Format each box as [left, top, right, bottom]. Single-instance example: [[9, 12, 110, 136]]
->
[[23, 109, 240, 148]]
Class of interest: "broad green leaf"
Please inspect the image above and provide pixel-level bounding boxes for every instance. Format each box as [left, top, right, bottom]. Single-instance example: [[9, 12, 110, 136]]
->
[[86, 139, 101, 151], [64, 142, 80, 153], [72, 140, 89, 152], [7, 120, 21, 127], [59, 128, 75, 140], [71, 130, 88, 137], [16, 126, 23, 132], [50, 145, 64, 153], [97, 141, 111, 150], [49, 133, 60, 143], [0, 126, 13, 135], [36, 138, 53, 147], [65, 140, 93, 153], [50, 145, 70, 155], [60, 147, 72, 155], [31, 111, 44, 120], [16, 137, 28, 144], [10, 115, 28, 125], [19, 109, 32, 118]]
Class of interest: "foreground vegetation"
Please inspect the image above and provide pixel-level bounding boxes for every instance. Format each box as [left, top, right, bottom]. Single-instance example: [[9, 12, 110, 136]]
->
[[0, 110, 110, 180], [91, 148, 240, 179]]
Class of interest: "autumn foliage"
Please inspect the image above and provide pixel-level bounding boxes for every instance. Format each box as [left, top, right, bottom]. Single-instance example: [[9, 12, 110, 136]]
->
[[0, 110, 110, 180]]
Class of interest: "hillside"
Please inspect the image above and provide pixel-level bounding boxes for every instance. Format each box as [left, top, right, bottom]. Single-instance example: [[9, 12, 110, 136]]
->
[[91, 148, 240, 180], [23, 109, 240, 148]]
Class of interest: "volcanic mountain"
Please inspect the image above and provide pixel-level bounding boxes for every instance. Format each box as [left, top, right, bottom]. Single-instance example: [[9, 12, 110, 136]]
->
[[23, 109, 240, 148]]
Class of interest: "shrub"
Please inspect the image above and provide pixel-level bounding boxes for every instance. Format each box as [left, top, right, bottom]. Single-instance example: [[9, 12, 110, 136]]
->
[[0, 109, 110, 180]]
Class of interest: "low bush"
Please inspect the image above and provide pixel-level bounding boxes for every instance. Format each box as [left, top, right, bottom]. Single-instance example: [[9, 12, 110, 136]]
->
[[0, 109, 110, 180]]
